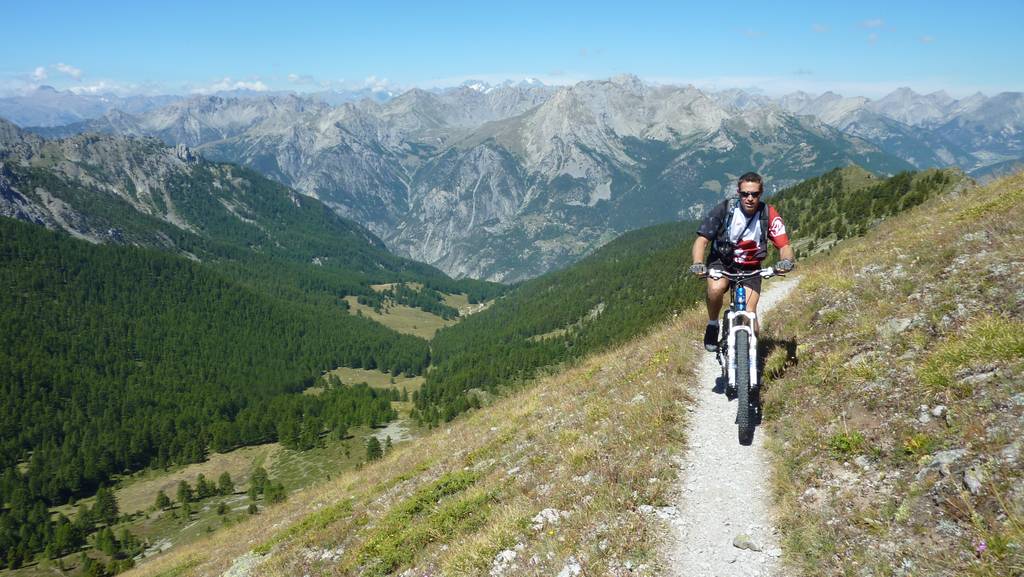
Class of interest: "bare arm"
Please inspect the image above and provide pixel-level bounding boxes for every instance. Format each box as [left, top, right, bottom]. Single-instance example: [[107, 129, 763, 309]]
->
[[779, 243, 795, 262], [691, 235, 709, 265]]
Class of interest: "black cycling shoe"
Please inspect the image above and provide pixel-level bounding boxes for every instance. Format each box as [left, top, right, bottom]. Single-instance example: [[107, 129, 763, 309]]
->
[[703, 324, 718, 352]]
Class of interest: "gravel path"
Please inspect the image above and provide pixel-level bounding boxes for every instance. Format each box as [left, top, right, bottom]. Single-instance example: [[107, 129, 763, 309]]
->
[[667, 276, 799, 577]]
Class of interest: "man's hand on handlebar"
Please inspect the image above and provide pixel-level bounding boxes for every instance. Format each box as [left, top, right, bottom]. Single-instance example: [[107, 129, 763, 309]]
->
[[774, 259, 794, 274], [689, 263, 707, 278]]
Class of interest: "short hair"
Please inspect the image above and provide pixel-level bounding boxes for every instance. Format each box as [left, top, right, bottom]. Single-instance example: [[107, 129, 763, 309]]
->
[[737, 172, 764, 193]]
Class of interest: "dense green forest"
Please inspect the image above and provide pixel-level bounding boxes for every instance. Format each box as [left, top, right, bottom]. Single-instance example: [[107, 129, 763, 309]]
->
[[413, 221, 707, 423], [357, 283, 461, 319], [0, 130, 507, 568], [768, 165, 964, 247], [0, 218, 402, 565]]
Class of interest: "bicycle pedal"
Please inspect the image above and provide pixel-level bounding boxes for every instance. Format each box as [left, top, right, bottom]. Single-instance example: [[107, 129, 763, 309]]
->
[[725, 387, 737, 401]]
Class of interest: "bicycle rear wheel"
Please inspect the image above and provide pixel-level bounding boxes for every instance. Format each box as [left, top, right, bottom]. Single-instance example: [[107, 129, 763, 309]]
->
[[735, 330, 754, 445]]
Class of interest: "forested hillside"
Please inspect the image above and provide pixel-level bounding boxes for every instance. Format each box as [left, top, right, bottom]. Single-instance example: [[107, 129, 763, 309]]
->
[[769, 165, 968, 250], [414, 221, 706, 423], [0, 126, 508, 569], [0, 218, 406, 565], [0, 122, 503, 311]]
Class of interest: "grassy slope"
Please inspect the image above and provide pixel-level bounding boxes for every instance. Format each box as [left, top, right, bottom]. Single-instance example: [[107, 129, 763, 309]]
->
[[343, 296, 457, 340], [761, 171, 1024, 576], [325, 367, 425, 393], [30, 428, 394, 577], [120, 309, 707, 577]]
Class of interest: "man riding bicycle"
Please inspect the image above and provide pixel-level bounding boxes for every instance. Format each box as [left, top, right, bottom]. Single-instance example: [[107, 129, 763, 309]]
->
[[690, 172, 795, 351]]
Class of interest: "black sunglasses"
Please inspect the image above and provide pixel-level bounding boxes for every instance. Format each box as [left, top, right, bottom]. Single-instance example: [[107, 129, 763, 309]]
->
[[738, 191, 761, 198]]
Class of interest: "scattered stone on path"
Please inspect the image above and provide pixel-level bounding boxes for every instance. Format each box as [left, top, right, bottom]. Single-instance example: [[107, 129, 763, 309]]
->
[[556, 556, 582, 577], [490, 548, 517, 577], [733, 533, 763, 552], [917, 405, 931, 424], [881, 317, 912, 338], [531, 508, 569, 530], [1002, 439, 1022, 465], [963, 465, 984, 495], [916, 448, 966, 481]]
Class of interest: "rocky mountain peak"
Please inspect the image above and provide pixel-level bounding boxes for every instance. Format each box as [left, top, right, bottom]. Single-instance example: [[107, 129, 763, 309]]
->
[[0, 118, 26, 147], [608, 73, 645, 92]]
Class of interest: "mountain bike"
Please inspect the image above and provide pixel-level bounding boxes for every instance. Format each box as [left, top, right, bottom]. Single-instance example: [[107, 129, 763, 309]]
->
[[708, 267, 777, 445]]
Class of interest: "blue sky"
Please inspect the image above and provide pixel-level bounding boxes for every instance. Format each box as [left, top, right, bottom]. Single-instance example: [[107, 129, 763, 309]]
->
[[4, 0, 1021, 97]]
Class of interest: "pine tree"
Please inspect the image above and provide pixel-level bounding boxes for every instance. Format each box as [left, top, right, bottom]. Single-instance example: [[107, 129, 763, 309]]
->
[[249, 467, 268, 495], [95, 526, 117, 555], [155, 490, 171, 510], [217, 472, 234, 495], [265, 482, 287, 504], [365, 437, 383, 461], [195, 473, 213, 499], [93, 486, 119, 525], [176, 480, 193, 504]]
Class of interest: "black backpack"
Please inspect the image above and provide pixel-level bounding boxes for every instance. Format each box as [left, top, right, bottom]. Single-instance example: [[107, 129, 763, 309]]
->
[[711, 198, 770, 263]]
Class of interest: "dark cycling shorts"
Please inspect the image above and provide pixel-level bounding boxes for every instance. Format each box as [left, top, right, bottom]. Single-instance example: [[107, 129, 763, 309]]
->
[[706, 257, 763, 293]]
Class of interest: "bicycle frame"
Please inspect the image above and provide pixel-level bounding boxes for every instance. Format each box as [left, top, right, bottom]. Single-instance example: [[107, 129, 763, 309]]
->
[[708, 267, 775, 443], [726, 287, 760, 392]]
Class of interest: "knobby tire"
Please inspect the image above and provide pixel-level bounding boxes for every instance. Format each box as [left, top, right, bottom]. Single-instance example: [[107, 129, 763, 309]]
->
[[735, 330, 754, 445]]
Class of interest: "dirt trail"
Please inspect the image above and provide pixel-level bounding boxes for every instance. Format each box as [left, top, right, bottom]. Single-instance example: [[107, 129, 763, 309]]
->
[[667, 276, 799, 577]]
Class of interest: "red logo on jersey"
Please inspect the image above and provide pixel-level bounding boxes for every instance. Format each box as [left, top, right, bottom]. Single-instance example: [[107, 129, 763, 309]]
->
[[769, 216, 786, 238]]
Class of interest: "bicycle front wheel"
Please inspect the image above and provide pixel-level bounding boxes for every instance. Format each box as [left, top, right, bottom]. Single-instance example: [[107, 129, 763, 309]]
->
[[735, 330, 754, 445]]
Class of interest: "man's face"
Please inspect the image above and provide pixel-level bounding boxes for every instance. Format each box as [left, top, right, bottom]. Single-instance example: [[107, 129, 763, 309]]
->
[[738, 181, 762, 215]]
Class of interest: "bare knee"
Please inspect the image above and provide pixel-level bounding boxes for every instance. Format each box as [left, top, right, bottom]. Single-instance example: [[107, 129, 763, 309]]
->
[[707, 278, 729, 299]]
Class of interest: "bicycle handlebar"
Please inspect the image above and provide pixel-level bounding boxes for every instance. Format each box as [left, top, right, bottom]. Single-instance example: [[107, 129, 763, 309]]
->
[[707, 267, 777, 280]]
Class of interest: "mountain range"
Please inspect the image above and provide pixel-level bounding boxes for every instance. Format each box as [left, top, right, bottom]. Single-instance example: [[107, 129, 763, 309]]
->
[[9, 77, 1023, 280]]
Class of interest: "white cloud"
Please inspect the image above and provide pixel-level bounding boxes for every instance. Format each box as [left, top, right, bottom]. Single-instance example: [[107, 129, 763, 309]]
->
[[867, 32, 879, 45], [742, 28, 765, 39], [416, 72, 584, 89], [287, 73, 317, 85], [920, 35, 936, 44], [362, 75, 396, 91], [190, 77, 269, 94], [860, 18, 884, 29], [31, 67, 47, 81], [642, 73, 989, 99], [811, 23, 829, 33], [68, 81, 124, 95], [55, 62, 83, 80]]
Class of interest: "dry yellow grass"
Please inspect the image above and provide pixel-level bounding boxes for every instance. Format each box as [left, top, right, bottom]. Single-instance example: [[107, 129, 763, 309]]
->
[[122, 307, 706, 577], [344, 296, 457, 339], [326, 366, 425, 393], [52, 444, 274, 519], [762, 170, 1024, 576]]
